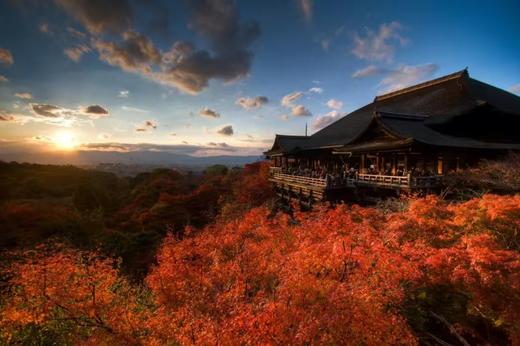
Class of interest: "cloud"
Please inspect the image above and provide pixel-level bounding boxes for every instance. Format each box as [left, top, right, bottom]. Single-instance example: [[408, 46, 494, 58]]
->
[[199, 107, 220, 119], [121, 105, 148, 113], [39, 23, 51, 34], [31, 104, 63, 118], [135, 119, 158, 133], [207, 142, 229, 148], [351, 21, 408, 62], [308, 87, 323, 94], [160, 0, 260, 93], [236, 96, 268, 109], [15, 92, 32, 100], [94, 31, 161, 73], [67, 26, 86, 39], [0, 113, 15, 122], [292, 105, 312, 117], [352, 65, 383, 78], [97, 133, 112, 140], [280, 114, 289, 121], [296, 0, 313, 22], [73, 141, 261, 156], [82, 104, 108, 118], [64, 44, 91, 62], [321, 38, 331, 51], [313, 110, 343, 130], [281, 91, 304, 107], [326, 99, 343, 110], [118, 90, 129, 98], [0, 108, 28, 124], [217, 124, 234, 136], [319, 25, 345, 52], [509, 84, 520, 95], [83, 0, 260, 94], [0, 48, 14, 66], [378, 63, 438, 93], [29, 102, 110, 125], [0, 75, 8, 82], [54, 0, 132, 35]]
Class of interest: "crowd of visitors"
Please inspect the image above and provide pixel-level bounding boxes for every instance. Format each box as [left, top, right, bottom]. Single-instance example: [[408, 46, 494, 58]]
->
[[274, 163, 436, 187]]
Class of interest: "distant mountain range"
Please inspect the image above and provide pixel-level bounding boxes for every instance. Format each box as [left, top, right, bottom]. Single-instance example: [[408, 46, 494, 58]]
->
[[0, 150, 263, 168]]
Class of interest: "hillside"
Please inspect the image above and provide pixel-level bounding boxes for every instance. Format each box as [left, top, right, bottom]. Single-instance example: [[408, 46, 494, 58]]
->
[[1, 194, 519, 345]]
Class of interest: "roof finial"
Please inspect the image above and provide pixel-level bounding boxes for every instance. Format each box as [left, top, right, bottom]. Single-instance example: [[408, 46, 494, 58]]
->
[[305, 122, 308, 136]]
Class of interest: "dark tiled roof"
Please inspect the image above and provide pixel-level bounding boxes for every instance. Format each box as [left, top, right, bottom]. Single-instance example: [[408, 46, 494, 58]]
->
[[377, 112, 520, 150], [266, 69, 520, 155], [264, 134, 309, 155]]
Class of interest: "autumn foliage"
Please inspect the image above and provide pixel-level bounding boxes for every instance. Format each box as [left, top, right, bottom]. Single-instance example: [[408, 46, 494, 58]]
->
[[2, 193, 519, 345]]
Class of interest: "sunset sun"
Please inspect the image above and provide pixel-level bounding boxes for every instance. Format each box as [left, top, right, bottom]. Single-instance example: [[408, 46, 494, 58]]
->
[[52, 131, 77, 150]]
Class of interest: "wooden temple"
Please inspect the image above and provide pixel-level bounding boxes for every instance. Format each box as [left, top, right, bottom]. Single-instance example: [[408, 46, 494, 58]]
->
[[265, 69, 520, 203]]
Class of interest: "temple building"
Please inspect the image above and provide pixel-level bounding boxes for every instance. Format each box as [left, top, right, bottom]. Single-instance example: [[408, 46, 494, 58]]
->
[[265, 69, 520, 203]]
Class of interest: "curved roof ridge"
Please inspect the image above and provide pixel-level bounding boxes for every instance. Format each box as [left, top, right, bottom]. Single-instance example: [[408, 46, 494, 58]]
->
[[374, 69, 468, 102], [376, 111, 430, 120], [274, 134, 309, 139]]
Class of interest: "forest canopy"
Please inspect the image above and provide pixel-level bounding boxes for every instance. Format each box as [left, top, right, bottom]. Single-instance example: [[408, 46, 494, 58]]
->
[[0, 161, 519, 345]]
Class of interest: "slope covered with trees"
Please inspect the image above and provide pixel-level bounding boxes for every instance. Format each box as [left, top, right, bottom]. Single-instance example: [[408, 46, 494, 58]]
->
[[1, 191, 519, 345], [0, 161, 272, 277]]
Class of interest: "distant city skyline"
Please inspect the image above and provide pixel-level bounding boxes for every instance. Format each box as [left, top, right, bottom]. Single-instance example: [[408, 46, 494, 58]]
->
[[1, 0, 519, 160]]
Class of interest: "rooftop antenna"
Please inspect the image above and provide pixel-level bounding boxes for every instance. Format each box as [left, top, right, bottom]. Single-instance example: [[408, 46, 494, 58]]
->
[[305, 122, 308, 136]]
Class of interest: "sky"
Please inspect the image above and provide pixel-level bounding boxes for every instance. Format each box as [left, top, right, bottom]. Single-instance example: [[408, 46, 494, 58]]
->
[[1, 0, 520, 159]]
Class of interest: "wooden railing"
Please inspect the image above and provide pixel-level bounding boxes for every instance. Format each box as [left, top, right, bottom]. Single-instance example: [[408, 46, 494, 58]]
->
[[269, 167, 443, 190], [357, 173, 410, 186], [271, 172, 327, 188]]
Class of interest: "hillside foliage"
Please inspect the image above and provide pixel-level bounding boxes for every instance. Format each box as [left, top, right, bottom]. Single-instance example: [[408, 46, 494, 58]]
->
[[1, 192, 519, 345]]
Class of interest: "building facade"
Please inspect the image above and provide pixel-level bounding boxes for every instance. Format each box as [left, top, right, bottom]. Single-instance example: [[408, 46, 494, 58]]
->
[[265, 70, 520, 203]]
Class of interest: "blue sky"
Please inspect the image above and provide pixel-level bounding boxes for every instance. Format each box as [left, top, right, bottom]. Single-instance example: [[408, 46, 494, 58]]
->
[[1, 0, 519, 157]]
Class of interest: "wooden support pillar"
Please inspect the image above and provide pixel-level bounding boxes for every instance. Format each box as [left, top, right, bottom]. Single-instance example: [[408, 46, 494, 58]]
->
[[437, 156, 443, 175], [361, 154, 365, 173], [391, 155, 396, 175], [404, 154, 408, 172]]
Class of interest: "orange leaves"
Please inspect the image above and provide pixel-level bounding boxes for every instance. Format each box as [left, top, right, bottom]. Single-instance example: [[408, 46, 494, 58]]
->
[[2, 193, 520, 344], [1, 246, 146, 344]]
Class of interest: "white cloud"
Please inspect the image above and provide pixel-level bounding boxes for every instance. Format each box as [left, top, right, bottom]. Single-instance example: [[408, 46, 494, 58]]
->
[[280, 114, 289, 121], [351, 21, 408, 62], [64, 44, 91, 62], [15, 92, 32, 100], [313, 110, 343, 130], [352, 65, 383, 78], [292, 105, 312, 117], [297, 0, 313, 22], [122, 105, 148, 113], [281, 91, 304, 107], [509, 84, 520, 95], [326, 99, 343, 110], [308, 87, 323, 94], [0, 48, 14, 66], [0, 75, 8, 82], [118, 90, 129, 98], [67, 27, 86, 39], [236, 96, 268, 109], [321, 38, 331, 51], [378, 63, 438, 94]]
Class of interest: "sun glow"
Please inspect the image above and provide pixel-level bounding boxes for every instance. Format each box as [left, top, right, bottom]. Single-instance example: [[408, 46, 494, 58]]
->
[[52, 131, 77, 150]]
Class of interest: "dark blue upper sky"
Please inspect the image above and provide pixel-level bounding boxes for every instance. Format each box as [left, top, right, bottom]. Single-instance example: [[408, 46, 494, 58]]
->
[[0, 0, 519, 156]]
